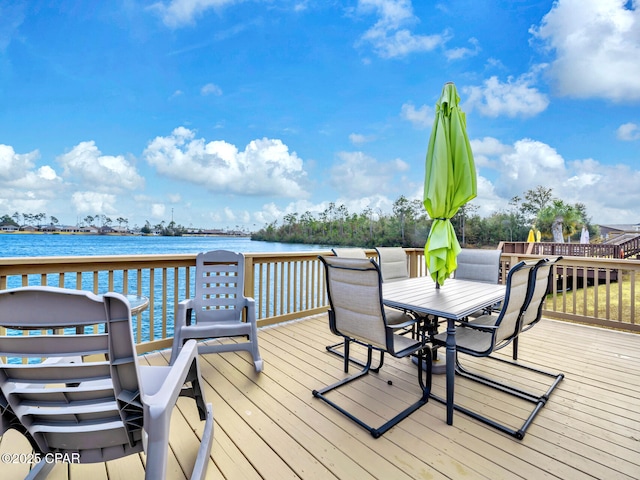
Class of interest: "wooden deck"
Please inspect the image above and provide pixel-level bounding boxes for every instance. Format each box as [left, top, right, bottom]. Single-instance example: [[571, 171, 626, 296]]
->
[[2, 315, 639, 479]]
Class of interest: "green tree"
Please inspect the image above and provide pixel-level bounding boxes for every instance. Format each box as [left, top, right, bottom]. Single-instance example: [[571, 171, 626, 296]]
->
[[392, 195, 411, 245], [521, 186, 553, 223], [537, 200, 584, 243]]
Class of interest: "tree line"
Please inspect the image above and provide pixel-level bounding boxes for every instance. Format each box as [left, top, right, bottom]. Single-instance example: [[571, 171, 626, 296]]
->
[[0, 212, 188, 236], [252, 186, 596, 248]]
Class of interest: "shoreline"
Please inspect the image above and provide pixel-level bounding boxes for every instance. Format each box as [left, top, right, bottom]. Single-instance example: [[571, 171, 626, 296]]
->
[[0, 231, 251, 238]]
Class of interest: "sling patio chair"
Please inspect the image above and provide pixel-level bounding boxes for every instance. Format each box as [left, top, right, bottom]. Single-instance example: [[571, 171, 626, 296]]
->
[[328, 248, 415, 370], [170, 250, 263, 373], [0, 286, 213, 480], [314, 256, 431, 438], [512, 256, 563, 361], [455, 248, 503, 316], [374, 247, 410, 283], [432, 259, 564, 439], [455, 248, 502, 284]]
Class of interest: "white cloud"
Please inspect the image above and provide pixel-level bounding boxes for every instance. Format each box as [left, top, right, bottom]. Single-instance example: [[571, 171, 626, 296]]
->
[[71, 191, 118, 215], [143, 127, 309, 197], [150, 0, 239, 28], [531, 0, 640, 101], [445, 37, 480, 61], [0, 145, 62, 194], [201, 83, 222, 96], [401, 102, 432, 128], [463, 71, 550, 118], [58, 141, 144, 192], [617, 122, 640, 141], [349, 133, 375, 144], [330, 151, 409, 198], [357, 0, 448, 58], [470, 137, 513, 168], [151, 203, 166, 218], [0, 144, 39, 181], [471, 136, 640, 224]]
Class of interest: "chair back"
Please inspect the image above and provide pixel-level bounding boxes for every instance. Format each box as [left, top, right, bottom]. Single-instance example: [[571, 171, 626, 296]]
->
[[520, 257, 562, 331], [491, 260, 539, 346], [193, 250, 247, 323], [331, 247, 368, 259], [0, 287, 144, 463], [320, 256, 388, 350], [375, 247, 409, 282], [455, 248, 502, 284]]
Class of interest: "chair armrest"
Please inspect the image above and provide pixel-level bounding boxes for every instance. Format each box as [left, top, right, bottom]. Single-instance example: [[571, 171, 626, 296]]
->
[[388, 319, 418, 331], [456, 317, 499, 333], [177, 298, 195, 326], [142, 339, 200, 414], [241, 296, 257, 324]]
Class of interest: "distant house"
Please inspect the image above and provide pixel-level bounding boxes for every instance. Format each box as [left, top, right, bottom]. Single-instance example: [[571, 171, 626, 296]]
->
[[598, 224, 640, 239], [0, 223, 19, 232], [59, 225, 83, 233], [20, 225, 37, 232]]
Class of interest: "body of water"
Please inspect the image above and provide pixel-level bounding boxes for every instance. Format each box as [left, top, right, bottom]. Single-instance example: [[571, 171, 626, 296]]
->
[[1, 234, 331, 347], [0, 233, 330, 258]]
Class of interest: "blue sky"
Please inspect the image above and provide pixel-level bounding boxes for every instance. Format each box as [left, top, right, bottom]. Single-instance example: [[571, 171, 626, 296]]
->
[[1, 0, 638, 231]]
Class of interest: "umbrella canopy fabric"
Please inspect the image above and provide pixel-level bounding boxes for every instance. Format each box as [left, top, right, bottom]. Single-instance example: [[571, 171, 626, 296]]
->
[[423, 82, 477, 286], [527, 228, 536, 243]]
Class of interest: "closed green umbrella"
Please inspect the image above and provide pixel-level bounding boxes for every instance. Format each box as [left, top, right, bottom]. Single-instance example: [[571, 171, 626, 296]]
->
[[423, 82, 477, 286]]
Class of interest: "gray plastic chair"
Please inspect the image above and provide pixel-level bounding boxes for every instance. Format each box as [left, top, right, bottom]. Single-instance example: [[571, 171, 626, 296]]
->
[[170, 250, 263, 372], [433, 259, 564, 439], [314, 256, 431, 438], [0, 286, 213, 480]]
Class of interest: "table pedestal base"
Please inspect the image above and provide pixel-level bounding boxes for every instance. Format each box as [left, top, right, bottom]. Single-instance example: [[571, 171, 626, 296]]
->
[[412, 354, 447, 374]]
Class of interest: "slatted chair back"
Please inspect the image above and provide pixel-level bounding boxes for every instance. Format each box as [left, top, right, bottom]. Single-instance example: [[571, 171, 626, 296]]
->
[[375, 247, 409, 283], [194, 249, 247, 323], [0, 287, 144, 463], [0, 286, 214, 480], [170, 250, 263, 372]]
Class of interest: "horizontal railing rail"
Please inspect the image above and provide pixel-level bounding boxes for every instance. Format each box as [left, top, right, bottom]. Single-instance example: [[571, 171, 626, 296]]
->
[[498, 253, 639, 333], [1, 249, 638, 355]]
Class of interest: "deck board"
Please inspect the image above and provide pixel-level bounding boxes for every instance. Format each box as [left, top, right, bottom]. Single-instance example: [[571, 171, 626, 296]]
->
[[2, 316, 639, 479]]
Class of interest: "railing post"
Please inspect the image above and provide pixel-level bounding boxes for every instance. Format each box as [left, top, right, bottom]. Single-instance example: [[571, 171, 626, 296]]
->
[[244, 254, 255, 301], [407, 248, 419, 278]]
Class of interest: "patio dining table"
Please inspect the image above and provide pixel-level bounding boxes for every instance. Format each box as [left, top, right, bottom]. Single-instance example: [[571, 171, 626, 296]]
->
[[382, 276, 506, 426]]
